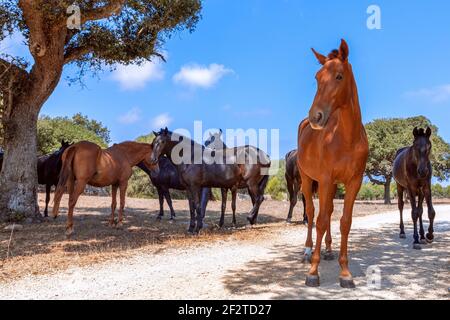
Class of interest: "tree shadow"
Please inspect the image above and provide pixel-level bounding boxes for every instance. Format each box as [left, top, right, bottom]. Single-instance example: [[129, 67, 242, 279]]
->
[[222, 221, 450, 300]]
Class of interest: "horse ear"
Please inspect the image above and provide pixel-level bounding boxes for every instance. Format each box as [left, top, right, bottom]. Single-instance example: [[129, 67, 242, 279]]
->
[[426, 127, 432, 138], [339, 39, 349, 61], [413, 127, 419, 138], [311, 48, 327, 65], [164, 127, 168, 133], [153, 131, 158, 136], [219, 129, 223, 135]]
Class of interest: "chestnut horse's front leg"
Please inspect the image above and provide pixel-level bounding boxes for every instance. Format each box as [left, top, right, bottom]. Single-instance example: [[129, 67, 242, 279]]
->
[[323, 186, 337, 261], [110, 185, 118, 226], [305, 180, 335, 287], [116, 182, 128, 228], [299, 172, 315, 264], [338, 177, 363, 288]]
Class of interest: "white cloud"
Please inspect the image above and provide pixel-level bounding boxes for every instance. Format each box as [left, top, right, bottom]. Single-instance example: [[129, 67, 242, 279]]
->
[[151, 113, 173, 129], [111, 58, 165, 90], [405, 84, 450, 103], [173, 63, 234, 89], [118, 107, 141, 124]]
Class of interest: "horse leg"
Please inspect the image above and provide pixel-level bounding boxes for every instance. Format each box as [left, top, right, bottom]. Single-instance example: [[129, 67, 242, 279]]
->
[[231, 188, 237, 226], [305, 181, 334, 287], [157, 187, 164, 220], [218, 188, 227, 228], [408, 190, 421, 250], [338, 178, 362, 289], [163, 190, 176, 220], [323, 189, 336, 261], [116, 182, 128, 228], [417, 191, 426, 244], [110, 184, 118, 226], [246, 176, 268, 225], [424, 184, 436, 243], [66, 180, 87, 237], [299, 173, 315, 264], [187, 192, 196, 234], [301, 193, 308, 224], [286, 175, 296, 223], [397, 184, 406, 239], [44, 184, 51, 218], [194, 187, 206, 234]]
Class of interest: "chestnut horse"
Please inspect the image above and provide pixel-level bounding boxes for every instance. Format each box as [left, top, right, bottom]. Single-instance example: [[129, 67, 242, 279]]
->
[[52, 141, 157, 236], [393, 127, 436, 250], [297, 40, 369, 288]]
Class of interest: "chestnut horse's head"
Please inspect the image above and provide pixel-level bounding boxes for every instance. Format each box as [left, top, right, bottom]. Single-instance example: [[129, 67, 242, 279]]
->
[[412, 127, 432, 179], [309, 39, 354, 130]]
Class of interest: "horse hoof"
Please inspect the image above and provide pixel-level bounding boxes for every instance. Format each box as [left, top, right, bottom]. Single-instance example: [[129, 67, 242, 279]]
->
[[399, 233, 406, 239], [246, 216, 257, 225], [301, 254, 312, 264], [426, 233, 434, 243], [305, 275, 320, 287], [340, 277, 356, 289], [286, 218, 292, 224], [413, 243, 422, 250], [156, 215, 163, 221], [65, 227, 74, 238], [420, 239, 427, 245], [116, 222, 124, 229], [322, 251, 335, 261]]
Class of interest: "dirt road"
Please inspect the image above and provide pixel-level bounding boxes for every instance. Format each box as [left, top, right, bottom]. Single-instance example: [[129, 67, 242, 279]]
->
[[1, 205, 449, 300]]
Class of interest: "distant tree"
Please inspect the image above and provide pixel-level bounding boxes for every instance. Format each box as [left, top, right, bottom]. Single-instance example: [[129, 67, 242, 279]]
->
[[266, 160, 287, 201], [37, 114, 110, 155], [0, 0, 202, 221], [365, 116, 450, 204]]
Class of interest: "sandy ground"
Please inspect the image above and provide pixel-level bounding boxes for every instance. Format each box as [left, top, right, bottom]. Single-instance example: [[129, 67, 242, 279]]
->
[[0, 202, 448, 300]]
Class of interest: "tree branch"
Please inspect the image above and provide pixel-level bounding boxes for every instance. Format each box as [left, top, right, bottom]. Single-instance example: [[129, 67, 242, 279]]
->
[[64, 45, 93, 64], [82, 0, 126, 24], [366, 172, 387, 186]]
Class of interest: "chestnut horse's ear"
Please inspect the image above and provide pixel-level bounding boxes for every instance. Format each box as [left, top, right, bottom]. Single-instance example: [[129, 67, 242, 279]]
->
[[339, 39, 349, 61], [413, 127, 419, 138], [311, 48, 327, 65], [426, 127, 432, 138]]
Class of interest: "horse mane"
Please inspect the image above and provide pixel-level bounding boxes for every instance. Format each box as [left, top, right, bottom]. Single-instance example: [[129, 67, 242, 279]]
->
[[327, 49, 339, 60], [415, 128, 426, 137]]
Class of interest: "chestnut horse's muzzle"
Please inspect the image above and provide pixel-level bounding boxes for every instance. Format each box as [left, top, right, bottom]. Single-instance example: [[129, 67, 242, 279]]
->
[[309, 109, 329, 130]]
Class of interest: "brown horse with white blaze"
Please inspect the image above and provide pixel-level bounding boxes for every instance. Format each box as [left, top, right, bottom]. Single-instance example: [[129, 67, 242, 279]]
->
[[53, 141, 157, 236], [297, 40, 369, 288]]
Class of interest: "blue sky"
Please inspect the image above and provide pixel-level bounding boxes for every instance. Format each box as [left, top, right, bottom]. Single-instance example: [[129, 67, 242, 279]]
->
[[2, 0, 450, 159]]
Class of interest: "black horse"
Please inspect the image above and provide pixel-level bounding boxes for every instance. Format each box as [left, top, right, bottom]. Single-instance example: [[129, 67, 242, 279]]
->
[[285, 150, 308, 224], [150, 128, 270, 233], [393, 127, 436, 250], [38, 140, 72, 217], [137, 157, 185, 221], [204, 130, 248, 227]]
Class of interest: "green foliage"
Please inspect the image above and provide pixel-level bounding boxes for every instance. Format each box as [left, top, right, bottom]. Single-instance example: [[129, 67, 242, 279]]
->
[[357, 183, 385, 201], [431, 183, 450, 199], [365, 116, 450, 183], [266, 160, 287, 201], [37, 114, 110, 155]]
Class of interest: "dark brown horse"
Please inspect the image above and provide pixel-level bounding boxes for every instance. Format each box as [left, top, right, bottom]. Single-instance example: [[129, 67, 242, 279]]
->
[[297, 40, 369, 288], [150, 128, 270, 234], [285, 149, 307, 224], [393, 127, 436, 250], [53, 141, 157, 236], [37, 140, 72, 217]]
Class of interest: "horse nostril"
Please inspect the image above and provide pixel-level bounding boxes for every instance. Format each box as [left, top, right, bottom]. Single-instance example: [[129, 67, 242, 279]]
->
[[315, 112, 323, 124]]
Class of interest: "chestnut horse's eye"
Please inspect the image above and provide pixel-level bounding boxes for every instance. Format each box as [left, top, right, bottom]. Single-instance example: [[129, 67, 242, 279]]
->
[[336, 74, 343, 81]]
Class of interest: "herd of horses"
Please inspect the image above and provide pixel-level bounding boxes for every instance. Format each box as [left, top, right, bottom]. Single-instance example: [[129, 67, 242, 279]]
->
[[0, 39, 438, 289]]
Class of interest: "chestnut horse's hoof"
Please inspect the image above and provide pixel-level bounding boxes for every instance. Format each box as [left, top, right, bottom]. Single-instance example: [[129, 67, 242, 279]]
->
[[322, 250, 335, 261], [426, 233, 434, 243], [305, 275, 320, 287], [65, 227, 74, 238], [413, 243, 422, 250], [116, 222, 124, 229], [340, 277, 356, 289], [399, 233, 406, 239]]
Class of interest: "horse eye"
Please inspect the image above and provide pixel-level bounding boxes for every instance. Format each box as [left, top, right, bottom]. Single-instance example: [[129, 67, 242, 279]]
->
[[336, 74, 343, 81]]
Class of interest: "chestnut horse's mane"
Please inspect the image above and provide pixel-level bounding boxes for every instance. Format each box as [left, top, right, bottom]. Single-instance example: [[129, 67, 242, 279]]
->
[[327, 49, 339, 60]]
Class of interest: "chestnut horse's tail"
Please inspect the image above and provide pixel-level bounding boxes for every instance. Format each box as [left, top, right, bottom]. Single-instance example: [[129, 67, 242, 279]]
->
[[52, 146, 76, 218]]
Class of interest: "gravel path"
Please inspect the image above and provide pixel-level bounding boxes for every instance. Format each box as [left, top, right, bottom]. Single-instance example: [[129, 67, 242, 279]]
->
[[1, 206, 449, 300]]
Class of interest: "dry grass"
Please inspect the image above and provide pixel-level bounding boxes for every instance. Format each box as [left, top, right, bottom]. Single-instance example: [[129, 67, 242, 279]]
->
[[0, 193, 448, 283]]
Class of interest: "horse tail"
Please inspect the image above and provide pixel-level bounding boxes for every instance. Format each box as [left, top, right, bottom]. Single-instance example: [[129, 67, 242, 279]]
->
[[52, 146, 76, 218], [259, 174, 270, 195]]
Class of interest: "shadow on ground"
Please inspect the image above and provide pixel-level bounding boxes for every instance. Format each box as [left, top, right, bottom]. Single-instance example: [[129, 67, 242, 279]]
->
[[222, 221, 450, 300]]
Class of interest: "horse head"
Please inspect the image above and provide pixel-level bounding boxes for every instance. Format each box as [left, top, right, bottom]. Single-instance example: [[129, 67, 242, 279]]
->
[[308, 39, 354, 130], [412, 127, 432, 179]]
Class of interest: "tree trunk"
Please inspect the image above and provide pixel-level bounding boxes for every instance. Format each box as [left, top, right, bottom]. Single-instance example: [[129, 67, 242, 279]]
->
[[384, 176, 392, 205], [0, 100, 41, 222]]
